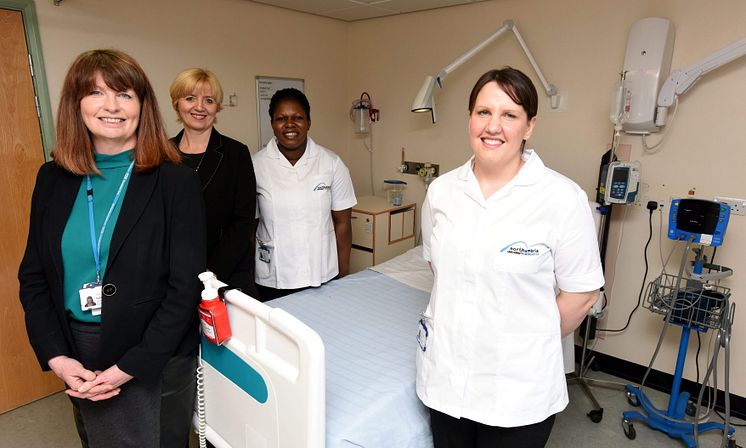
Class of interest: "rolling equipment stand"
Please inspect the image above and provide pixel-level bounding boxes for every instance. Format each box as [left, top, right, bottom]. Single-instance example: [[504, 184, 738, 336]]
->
[[567, 198, 626, 424], [622, 248, 737, 447]]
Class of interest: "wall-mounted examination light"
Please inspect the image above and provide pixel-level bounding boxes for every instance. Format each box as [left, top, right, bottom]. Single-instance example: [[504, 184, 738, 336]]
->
[[411, 76, 437, 122], [411, 19, 559, 124]]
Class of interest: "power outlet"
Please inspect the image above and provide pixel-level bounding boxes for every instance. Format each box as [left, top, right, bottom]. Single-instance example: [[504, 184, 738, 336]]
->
[[715, 196, 746, 216], [635, 196, 665, 211], [652, 199, 665, 211]]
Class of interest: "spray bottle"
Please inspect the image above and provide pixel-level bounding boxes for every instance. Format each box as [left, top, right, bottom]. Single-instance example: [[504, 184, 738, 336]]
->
[[197, 271, 232, 345]]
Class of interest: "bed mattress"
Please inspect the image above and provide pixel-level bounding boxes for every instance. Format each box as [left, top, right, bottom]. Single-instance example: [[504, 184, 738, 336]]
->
[[271, 269, 433, 448]]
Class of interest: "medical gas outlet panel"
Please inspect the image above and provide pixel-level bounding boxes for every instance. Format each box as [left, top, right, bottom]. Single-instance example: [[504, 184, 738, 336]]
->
[[350, 196, 416, 274]]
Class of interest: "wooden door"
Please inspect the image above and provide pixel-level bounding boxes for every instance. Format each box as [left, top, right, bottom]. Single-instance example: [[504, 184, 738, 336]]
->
[[0, 8, 63, 413]]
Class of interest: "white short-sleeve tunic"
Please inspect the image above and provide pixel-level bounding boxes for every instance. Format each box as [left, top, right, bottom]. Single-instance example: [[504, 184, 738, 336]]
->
[[253, 137, 356, 289], [417, 149, 604, 427]]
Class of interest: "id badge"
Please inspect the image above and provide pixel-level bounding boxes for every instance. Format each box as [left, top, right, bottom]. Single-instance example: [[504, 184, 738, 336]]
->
[[258, 242, 272, 264], [79, 281, 102, 316], [417, 315, 432, 352]]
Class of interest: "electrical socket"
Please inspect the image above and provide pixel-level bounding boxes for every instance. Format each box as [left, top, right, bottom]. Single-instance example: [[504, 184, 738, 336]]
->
[[636, 196, 665, 211], [635, 183, 666, 210], [715, 196, 746, 216]]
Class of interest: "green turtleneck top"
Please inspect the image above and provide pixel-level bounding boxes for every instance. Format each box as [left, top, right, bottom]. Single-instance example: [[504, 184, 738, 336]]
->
[[61, 150, 134, 322]]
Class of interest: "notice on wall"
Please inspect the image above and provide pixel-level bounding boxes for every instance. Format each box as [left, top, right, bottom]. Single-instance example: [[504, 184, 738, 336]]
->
[[256, 76, 305, 150]]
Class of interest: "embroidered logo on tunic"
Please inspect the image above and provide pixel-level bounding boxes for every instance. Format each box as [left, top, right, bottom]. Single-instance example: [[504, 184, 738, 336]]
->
[[313, 183, 331, 191], [500, 241, 542, 255]]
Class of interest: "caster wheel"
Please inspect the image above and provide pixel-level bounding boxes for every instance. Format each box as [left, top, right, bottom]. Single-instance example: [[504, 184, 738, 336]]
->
[[626, 391, 640, 407], [590, 359, 601, 372], [622, 419, 636, 440], [685, 401, 696, 417], [587, 408, 603, 423]]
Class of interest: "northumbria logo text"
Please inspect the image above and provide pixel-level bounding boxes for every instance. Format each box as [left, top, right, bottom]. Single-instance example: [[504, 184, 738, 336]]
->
[[505, 247, 540, 256], [500, 241, 542, 256]]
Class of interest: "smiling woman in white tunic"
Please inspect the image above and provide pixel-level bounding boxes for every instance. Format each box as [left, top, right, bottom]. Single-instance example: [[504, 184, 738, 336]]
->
[[417, 67, 605, 448], [252, 88, 356, 301]]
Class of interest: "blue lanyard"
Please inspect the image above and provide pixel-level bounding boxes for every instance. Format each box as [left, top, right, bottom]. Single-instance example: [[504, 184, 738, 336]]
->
[[85, 160, 135, 282]]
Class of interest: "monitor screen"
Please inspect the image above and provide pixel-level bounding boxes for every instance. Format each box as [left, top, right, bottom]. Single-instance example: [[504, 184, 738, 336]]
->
[[675, 199, 720, 235], [612, 166, 629, 183]]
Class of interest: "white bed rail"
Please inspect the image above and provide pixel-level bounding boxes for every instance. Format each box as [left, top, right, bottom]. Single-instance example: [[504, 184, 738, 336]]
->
[[194, 279, 325, 448]]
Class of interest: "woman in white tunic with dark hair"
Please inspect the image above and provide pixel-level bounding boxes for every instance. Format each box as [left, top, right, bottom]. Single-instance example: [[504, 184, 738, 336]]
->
[[417, 67, 604, 448], [253, 88, 356, 301]]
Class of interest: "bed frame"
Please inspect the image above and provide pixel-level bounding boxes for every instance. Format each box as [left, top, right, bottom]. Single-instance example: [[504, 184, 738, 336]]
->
[[194, 282, 325, 448]]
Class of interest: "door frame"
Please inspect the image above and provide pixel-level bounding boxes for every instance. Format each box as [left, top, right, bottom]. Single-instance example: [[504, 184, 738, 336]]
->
[[1, 0, 54, 160]]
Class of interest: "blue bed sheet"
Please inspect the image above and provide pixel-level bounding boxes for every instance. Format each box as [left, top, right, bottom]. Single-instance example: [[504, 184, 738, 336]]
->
[[271, 269, 433, 448]]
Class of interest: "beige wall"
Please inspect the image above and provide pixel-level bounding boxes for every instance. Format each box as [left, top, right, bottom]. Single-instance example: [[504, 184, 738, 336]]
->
[[34, 0, 745, 395], [34, 0, 349, 157], [346, 0, 746, 397]]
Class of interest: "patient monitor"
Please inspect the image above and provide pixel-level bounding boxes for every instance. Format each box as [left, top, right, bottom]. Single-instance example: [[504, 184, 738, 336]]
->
[[668, 198, 730, 247]]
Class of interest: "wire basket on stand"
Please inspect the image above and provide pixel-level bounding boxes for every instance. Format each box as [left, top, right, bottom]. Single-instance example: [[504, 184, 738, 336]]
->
[[644, 272, 729, 331]]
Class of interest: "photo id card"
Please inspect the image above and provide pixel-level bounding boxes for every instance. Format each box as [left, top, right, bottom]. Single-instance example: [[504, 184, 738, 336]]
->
[[258, 243, 272, 263], [79, 282, 102, 316]]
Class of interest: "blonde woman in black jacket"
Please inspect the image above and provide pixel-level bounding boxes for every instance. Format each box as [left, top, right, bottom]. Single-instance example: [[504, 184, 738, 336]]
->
[[170, 68, 257, 297]]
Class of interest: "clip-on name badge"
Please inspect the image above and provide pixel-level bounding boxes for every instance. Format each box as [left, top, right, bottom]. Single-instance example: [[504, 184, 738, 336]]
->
[[258, 243, 271, 263], [79, 281, 102, 316]]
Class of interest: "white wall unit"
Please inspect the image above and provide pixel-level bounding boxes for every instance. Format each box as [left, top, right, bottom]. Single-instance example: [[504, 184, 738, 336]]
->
[[350, 196, 416, 273]]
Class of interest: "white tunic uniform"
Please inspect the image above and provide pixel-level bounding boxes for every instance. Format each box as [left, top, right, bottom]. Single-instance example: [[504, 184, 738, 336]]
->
[[417, 150, 604, 427], [253, 137, 356, 289]]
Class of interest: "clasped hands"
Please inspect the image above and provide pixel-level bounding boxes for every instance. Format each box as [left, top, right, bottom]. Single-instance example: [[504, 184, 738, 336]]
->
[[48, 355, 133, 401]]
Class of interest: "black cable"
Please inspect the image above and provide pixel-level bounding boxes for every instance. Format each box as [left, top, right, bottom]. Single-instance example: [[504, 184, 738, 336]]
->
[[711, 246, 718, 264], [715, 408, 746, 427], [604, 119, 621, 163], [598, 205, 655, 333], [691, 331, 702, 416]]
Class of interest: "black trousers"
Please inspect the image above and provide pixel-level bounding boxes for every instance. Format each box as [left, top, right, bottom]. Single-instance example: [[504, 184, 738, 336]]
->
[[68, 320, 196, 448], [429, 408, 556, 448]]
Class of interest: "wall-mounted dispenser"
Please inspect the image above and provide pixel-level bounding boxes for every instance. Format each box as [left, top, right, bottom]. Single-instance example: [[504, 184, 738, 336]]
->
[[350, 92, 379, 134]]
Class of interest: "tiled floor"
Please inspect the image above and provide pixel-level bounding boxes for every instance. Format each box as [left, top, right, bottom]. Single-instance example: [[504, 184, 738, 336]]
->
[[1, 369, 742, 447], [552, 373, 743, 448]]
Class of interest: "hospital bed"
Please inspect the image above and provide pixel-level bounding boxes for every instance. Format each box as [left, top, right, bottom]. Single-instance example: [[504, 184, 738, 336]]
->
[[195, 247, 434, 448], [196, 244, 580, 447]]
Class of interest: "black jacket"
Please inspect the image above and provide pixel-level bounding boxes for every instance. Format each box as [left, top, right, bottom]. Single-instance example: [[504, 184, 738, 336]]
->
[[171, 128, 257, 297], [18, 161, 206, 383]]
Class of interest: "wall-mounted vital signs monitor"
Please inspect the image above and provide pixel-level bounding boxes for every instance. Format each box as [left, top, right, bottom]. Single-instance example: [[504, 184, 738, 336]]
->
[[668, 198, 730, 246]]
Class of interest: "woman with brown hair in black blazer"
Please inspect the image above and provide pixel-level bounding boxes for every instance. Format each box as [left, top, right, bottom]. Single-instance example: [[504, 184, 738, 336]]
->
[[18, 49, 205, 447], [169, 68, 257, 298]]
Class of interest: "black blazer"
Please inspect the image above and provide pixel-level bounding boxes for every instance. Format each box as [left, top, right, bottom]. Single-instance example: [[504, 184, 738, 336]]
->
[[171, 128, 257, 297], [18, 161, 206, 383]]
